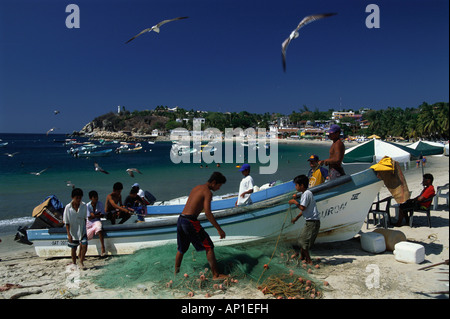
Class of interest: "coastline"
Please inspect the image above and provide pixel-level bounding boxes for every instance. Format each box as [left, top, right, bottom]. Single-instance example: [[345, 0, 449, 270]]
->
[[0, 153, 448, 300]]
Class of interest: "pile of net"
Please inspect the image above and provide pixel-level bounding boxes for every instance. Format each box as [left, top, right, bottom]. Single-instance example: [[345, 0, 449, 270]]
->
[[91, 242, 328, 299]]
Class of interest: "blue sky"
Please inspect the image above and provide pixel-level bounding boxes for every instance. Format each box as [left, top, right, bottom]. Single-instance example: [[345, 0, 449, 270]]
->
[[0, 0, 448, 134]]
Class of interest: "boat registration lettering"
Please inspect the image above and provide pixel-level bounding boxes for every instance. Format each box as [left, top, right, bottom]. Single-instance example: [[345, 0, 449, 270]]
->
[[51, 240, 68, 246], [320, 202, 347, 219]]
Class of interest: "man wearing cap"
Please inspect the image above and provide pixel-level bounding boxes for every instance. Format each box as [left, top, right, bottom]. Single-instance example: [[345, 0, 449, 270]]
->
[[235, 163, 254, 206], [307, 155, 328, 187], [319, 124, 345, 180], [131, 183, 146, 200]]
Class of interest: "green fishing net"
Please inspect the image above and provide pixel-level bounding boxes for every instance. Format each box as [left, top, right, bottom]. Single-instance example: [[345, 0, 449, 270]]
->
[[91, 241, 325, 299]]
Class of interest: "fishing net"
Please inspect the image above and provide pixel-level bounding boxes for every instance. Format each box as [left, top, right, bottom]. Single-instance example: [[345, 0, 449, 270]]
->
[[91, 241, 326, 299]]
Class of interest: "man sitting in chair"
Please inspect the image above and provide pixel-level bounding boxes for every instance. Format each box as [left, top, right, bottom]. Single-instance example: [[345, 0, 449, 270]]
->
[[395, 173, 435, 227]]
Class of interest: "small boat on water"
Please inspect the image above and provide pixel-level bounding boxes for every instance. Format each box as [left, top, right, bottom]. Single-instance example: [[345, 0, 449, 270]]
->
[[26, 168, 383, 257], [74, 148, 113, 157], [68, 144, 112, 157], [115, 143, 143, 154]]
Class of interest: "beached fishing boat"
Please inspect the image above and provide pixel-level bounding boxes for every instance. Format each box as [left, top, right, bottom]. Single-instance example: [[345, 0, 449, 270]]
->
[[26, 168, 383, 257]]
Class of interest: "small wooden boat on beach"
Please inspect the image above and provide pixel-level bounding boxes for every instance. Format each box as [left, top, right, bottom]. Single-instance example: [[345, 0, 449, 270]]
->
[[26, 168, 383, 257]]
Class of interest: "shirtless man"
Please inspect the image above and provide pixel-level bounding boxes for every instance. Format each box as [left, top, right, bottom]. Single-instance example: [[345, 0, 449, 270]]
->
[[105, 182, 133, 224], [319, 124, 345, 180], [174, 172, 228, 280]]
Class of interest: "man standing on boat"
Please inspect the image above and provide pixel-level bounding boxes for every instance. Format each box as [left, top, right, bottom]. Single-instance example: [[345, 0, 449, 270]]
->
[[235, 163, 254, 206], [319, 124, 345, 180], [174, 172, 229, 280]]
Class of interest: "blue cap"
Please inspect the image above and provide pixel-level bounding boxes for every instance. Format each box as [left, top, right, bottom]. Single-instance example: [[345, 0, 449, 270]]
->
[[328, 124, 341, 133], [239, 163, 251, 171]]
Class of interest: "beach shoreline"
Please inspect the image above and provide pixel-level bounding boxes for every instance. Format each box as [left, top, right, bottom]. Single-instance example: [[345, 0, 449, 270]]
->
[[1, 154, 448, 299]]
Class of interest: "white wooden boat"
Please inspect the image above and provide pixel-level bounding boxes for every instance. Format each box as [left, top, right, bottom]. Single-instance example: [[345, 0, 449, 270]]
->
[[26, 168, 382, 257], [115, 143, 143, 154]]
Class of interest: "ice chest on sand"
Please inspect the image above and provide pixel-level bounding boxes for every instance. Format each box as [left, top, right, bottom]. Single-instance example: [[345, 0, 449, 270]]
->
[[394, 241, 425, 264], [361, 232, 386, 254]]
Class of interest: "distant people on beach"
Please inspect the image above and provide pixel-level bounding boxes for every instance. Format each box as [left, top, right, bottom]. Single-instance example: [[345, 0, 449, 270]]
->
[[319, 124, 345, 180], [175, 172, 229, 280], [86, 190, 106, 256], [416, 155, 426, 168], [235, 164, 254, 206], [395, 173, 435, 227], [63, 188, 88, 269], [307, 154, 328, 187], [289, 175, 320, 264], [105, 182, 133, 224]]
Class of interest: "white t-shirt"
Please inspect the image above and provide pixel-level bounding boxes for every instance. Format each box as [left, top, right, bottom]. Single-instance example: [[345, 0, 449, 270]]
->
[[63, 201, 87, 240], [237, 175, 254, 206], [299, 189, 320, 221]]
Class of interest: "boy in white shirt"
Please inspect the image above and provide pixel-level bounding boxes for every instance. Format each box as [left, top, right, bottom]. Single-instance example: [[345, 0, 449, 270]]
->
[[235, 164, 254, 206], [289, 175, 320, 264], [63, 188, 88, 269]]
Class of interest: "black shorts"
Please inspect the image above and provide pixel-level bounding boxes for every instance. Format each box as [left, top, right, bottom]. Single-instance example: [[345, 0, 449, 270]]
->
[[177, 214, 214, 254]]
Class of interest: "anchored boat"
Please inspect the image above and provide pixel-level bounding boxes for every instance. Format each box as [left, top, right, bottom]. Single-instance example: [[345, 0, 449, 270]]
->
[[26, 168, 382, 257]]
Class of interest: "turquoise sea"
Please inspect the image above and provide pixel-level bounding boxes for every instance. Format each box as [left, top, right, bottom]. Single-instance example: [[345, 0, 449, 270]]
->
[[0, 133, 371, 236]]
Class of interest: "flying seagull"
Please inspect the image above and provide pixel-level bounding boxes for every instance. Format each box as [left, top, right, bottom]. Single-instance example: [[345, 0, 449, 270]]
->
[[54, 110, 60, 115], [94, 162, 109, 174], [4, 152, 19, 157], [28, 167, 49, 176], [125, 16, 189, 44], [46, 127, 58, 136], [65, 181, 75, 189], [126, 168, 143, 178], [281, 13, 337, 72]]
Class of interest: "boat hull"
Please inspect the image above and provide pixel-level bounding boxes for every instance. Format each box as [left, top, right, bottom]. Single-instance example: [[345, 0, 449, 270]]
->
[[27, 169, 382, 257]]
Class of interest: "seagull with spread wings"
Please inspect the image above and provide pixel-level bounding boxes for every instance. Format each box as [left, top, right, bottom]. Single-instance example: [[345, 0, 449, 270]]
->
[[126, 168, 143, 178], [281, 13, 337, 72], [28, 167, 49, 176], [94, 162, 109, 174], [4, 152, 19, 157], [125, 16, 188, 44], [46, 127, 58, 136]]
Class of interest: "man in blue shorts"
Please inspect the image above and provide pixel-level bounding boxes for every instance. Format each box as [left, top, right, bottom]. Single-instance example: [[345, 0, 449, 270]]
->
[[175, 172, 229, 280]]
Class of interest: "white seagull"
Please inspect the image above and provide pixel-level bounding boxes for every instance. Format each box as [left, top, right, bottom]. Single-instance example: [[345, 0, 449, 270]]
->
[[125, 16, 189, 44], [65, 181, 75, 189], [46, 127, 58, 136], [126, 168, 143, 178], [28, 167, 49, 176], [94, 162, 109, 174], [4, 152, 19, 157], [281, 13, 337, 72]]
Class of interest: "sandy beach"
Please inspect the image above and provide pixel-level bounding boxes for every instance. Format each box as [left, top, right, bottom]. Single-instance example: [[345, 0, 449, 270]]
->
[[1, 142, 448, 300]]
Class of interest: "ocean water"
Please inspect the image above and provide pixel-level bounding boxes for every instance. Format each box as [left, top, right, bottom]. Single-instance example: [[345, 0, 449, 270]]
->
[[0, 133, 370, 235]]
